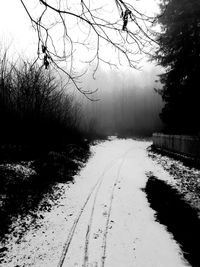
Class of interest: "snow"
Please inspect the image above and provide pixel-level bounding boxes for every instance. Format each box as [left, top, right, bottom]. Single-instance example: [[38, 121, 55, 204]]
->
[[0, 161, 36, 179], [2, 139, 191, 267], [148, 148, 200, 214]]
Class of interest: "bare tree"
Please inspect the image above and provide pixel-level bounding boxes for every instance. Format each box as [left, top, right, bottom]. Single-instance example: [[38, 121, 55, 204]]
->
[[20, 0, 156, 97]]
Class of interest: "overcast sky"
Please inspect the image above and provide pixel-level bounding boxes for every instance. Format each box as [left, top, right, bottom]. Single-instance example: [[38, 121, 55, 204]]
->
[[0, 1, 36, 55]]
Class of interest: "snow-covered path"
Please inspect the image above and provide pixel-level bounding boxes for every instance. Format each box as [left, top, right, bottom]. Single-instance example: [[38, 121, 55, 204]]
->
[[58, 139, 189, 267], [3, 139, 191, 267]]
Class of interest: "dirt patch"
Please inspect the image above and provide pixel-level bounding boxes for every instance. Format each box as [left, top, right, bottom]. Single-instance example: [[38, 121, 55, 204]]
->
[[144, 175, 200, 267], [148, 146, 200, 215]]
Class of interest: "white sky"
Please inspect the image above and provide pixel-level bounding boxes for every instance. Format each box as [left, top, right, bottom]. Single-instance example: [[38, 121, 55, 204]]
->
[[0, 1, 160, 60], [0, 1, 36, 56]]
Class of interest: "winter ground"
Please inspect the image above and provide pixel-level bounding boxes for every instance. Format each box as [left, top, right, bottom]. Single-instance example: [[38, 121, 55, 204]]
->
[[1, 138, 200, 267]]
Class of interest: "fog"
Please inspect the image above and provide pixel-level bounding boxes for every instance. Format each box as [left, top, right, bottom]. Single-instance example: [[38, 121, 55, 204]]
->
[[78, 64, 164, 138]]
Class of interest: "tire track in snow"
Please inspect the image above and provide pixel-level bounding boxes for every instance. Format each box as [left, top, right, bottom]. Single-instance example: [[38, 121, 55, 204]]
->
[[83, 178, 104, 267], [58, 154, 125, 267], [83, 153, 129, 266], [101, 150, 130, 267], [83, 147, 134, 267]]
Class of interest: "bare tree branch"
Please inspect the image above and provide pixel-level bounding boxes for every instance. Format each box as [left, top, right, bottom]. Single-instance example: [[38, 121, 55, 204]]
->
[[20, 0, 157, 97]]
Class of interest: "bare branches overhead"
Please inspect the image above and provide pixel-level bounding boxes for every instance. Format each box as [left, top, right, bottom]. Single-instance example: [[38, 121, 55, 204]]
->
[[20, 0, 157, 97]]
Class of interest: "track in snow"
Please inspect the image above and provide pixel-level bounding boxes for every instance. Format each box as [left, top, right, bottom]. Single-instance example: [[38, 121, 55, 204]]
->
[[58, 148, 133, 267]]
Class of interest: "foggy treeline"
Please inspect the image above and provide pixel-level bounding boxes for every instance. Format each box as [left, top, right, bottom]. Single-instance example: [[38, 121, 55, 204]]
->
[[80, 66, 163, 138], [0, 47, 164, 147]]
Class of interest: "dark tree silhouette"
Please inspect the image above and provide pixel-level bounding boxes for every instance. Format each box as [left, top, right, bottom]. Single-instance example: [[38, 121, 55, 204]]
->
[[0, 49, 81, 145], [20, 0, 156, 97], [153, 0, 200, 134]]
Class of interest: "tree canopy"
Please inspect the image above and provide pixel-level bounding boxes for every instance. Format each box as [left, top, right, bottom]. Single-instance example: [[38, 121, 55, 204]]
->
[[154, 0, 200, 134]]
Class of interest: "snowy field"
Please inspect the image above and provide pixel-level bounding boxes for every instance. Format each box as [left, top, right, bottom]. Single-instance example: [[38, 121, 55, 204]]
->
[[2, 138, 198, 267]]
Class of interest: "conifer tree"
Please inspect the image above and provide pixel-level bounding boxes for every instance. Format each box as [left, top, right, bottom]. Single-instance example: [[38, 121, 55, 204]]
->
[[154, 0, 200, 134]]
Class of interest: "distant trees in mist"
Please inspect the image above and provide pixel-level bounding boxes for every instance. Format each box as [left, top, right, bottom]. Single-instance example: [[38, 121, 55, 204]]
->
[[80, 68, 163, 138], [0, 49, 81, 145]]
